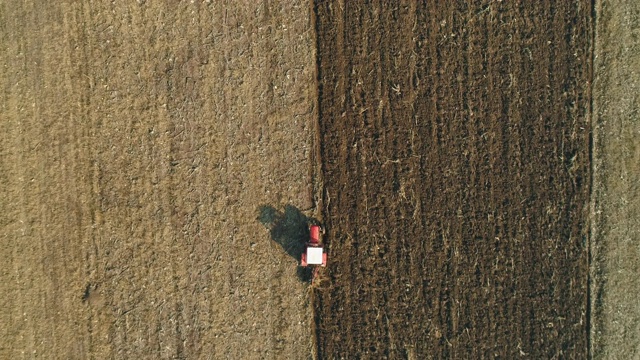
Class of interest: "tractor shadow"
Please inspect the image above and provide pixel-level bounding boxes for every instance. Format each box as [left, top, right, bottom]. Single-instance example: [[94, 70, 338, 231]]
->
[[257, 204, 320, 282]]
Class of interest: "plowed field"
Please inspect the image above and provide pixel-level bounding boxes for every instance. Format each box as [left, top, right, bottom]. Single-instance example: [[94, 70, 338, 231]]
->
[[4, 0, 640, 359], [314, 1, 592, 358]]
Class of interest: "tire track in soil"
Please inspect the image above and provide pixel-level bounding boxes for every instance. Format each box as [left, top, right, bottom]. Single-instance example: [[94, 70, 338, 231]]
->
[[313, 1, 592, 358]]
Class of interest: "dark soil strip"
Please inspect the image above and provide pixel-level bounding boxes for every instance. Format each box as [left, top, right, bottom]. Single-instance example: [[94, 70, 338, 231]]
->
[[314, 1, 593, 358]]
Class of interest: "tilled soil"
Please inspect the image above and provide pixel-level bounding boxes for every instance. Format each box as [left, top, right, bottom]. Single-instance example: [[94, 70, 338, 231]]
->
[[314, 1, 592, 358], [6, 0, 637, 358]]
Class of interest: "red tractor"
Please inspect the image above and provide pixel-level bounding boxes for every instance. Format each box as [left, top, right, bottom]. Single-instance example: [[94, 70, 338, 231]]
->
[[300, 225, 327, 267]]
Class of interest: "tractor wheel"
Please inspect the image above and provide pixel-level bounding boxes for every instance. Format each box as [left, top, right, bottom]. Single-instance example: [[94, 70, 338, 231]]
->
[[301, 253, 307, 267]]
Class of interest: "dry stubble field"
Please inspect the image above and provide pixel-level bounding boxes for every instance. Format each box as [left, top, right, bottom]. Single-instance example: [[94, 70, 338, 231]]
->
[[1, 1, 319, 359], [591, 0, 640, 358], [1, 0, 640, 359]]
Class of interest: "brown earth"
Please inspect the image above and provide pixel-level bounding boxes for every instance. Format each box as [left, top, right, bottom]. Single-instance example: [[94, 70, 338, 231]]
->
[[2, 0, 638, 359], [0, 1, 319, 359], [314, 1, 593, 358]]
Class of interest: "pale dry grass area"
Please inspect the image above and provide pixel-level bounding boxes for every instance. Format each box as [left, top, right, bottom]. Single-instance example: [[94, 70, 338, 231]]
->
[[591, 0, 640, 358], [0, 1, 318, 359]]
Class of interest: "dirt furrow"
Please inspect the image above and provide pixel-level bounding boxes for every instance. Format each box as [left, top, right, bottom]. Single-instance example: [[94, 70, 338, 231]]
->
[[314, 1, 592, 358]]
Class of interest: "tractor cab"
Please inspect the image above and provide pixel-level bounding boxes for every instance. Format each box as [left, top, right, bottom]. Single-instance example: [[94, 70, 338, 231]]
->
[[300, 225, 327, 267]]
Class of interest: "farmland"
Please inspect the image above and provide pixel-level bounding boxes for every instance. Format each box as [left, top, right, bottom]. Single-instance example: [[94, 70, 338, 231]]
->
[[314, 1, 592, 358], [0, 1, 318, 358], [1, 0, 639, 359]]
